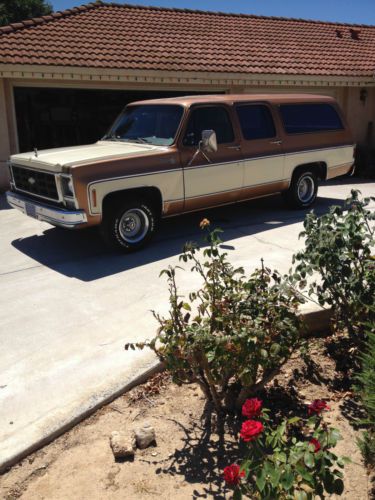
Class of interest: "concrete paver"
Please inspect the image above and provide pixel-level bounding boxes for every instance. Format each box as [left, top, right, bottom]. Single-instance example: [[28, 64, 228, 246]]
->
[[0, 177, 373, 470]]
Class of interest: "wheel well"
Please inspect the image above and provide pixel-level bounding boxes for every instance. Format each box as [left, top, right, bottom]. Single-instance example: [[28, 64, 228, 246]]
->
[[102, 187, 163, 217], [291, 162, 327, 181]]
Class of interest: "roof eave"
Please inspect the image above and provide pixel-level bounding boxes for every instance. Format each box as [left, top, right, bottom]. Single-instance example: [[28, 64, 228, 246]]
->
[[0, 64, 374, 87]]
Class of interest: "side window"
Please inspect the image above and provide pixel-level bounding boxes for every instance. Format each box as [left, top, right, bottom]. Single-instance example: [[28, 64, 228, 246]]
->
[[183, 106, 235, 146], [280, 103, 344, 134], [236, 105, 276, 140]]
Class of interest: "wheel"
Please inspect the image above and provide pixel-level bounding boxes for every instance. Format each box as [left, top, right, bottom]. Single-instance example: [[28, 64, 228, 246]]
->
[[284, 168, 318, 209], [100, 198, 157, 252]]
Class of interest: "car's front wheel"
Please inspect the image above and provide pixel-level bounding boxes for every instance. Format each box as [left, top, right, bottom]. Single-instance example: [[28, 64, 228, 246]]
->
[[100, 199, 157, 252]]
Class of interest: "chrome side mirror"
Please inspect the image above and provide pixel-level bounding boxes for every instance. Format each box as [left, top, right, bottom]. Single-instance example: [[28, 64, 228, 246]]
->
[[200, 129, 218, 153]]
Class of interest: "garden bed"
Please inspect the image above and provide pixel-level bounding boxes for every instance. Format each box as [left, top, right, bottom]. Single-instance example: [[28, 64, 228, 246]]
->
[[0, 336, 372, 500]]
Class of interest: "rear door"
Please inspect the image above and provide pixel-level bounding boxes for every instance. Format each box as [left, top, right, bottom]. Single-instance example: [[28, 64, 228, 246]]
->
[[179, 105, 243, 212], [235, 103, 287, 200]]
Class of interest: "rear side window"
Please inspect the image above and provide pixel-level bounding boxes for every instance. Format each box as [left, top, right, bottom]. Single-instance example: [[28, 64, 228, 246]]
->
[[280, 103, 344, 134], [236, 105, 276, 140], [183, 106, 234, 146]]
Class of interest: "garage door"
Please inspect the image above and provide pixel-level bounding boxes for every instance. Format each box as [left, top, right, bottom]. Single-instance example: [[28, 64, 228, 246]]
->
[[14, 87, 213, 153]]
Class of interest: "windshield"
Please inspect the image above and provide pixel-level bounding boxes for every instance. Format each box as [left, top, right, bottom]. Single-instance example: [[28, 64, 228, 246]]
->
[[103, 104, 184, 146]]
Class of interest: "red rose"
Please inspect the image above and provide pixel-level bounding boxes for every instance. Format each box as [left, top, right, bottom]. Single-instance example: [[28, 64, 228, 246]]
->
[[242, 398, 262, 419], [309, 437, 321, 453], [308, 399, 330, 416], [223, 464, 245, 486], [240, 420, 264, 442]]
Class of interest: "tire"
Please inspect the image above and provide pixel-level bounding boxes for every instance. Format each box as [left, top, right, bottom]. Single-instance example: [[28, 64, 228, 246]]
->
[[100, 198, 157, 252], [284, 168, 318, 209]]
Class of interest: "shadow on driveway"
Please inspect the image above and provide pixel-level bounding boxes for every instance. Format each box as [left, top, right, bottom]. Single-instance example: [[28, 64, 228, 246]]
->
[[10, 189, 347, 282]]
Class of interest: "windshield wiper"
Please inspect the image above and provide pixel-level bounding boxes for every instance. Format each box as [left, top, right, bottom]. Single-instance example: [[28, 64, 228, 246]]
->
[[126, 137, 150, 144], [103, 134, 120, 141]]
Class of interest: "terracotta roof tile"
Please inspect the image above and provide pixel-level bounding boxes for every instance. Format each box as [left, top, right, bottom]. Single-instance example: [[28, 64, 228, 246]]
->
[[0, 1, 374, 77]]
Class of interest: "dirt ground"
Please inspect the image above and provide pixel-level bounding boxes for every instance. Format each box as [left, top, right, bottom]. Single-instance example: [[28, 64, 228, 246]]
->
[[0, 337, 372, 500]]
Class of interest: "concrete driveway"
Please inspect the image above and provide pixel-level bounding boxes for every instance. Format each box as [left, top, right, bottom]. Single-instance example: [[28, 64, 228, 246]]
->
[[0, 177, 374, 471]]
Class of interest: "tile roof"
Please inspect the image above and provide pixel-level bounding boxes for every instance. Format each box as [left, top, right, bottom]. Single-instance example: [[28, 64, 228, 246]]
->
[[0, 1, 375, 77]]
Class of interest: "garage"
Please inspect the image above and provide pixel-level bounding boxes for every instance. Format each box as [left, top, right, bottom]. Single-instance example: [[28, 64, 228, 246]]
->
[[13, 87, 205, 153]]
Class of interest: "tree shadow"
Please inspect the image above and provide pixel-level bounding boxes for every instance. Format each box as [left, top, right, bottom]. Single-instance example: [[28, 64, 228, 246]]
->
[[339, 397, 368, 429], [150, 402, 242, 499]]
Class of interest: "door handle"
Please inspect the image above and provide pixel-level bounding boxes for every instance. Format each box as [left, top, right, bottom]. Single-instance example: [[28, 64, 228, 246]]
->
[[270, 140, 283, 145], [227, 145, 241, 150]]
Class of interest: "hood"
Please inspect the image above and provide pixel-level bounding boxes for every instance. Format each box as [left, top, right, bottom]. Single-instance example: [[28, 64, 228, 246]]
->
[[10, 141, 167, 173]]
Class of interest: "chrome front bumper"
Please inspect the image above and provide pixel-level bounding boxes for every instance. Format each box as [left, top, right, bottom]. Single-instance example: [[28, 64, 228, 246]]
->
[[6, 191, 87, 228]]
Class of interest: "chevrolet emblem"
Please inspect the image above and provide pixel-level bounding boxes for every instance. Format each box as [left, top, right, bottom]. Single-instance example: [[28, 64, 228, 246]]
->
[[28, 177, 36, 185]]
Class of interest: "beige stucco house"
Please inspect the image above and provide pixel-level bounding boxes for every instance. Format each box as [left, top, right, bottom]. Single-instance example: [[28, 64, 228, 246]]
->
[[0, 1, 374, 190]]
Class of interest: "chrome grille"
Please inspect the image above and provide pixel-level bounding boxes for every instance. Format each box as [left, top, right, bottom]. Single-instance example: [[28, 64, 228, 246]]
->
[[11, 165, 59, 201]]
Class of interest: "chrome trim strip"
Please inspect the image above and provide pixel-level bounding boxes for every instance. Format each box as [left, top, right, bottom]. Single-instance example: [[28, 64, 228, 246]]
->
[[6, 191, 87, 228], [184, 178, 289, 200], [184, 144, 355, 171], [328, 161, 353, 170]]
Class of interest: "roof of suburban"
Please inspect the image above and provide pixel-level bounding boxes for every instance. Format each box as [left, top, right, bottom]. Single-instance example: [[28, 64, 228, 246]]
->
[[0, 1, 374, 77], [132, 93, 337, 106]]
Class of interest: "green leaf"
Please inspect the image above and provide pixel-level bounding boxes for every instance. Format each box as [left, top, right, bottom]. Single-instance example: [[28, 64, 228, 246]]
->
[[255, 469, 266, 492], [280, 468, 294, 490], [269, 467, 281, 488], [303, 451, 315, 469], [182, 303, 191, 311], [260, 349, 268, 359], [287, 416, 301, 425]]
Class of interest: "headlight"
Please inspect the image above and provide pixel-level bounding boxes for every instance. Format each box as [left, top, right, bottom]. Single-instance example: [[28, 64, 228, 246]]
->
[[61, 175, 74, 197]]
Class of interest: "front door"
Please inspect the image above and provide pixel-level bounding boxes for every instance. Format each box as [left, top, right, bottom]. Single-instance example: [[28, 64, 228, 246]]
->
[[179, 105, 243, 212]]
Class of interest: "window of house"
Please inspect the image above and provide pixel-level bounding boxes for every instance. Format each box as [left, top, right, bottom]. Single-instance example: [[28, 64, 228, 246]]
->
[[236, 105, 276, 140], [183, 106, 235, 146], [280, 103, 344, 134]]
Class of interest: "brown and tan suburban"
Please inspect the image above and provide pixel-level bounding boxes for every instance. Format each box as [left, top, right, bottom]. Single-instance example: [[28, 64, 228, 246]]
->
[[6, 94, 355, 251]]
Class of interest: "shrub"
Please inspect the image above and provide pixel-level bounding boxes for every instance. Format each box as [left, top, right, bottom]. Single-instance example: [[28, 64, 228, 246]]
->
[[225, 398, 350, 499], [292, 190, 375, 341], [356, 322, 375, 466], [126, 222, 303, 414]]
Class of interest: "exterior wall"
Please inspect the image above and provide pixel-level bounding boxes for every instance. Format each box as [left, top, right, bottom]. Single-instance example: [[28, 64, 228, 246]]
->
[[0, 79, 11, 190], [345, 87, 375, 146]]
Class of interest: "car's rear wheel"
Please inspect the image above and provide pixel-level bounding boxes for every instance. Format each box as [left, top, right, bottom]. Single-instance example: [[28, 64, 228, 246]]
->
[[100, 199, 157, 252], [284, 168, 318, 209]]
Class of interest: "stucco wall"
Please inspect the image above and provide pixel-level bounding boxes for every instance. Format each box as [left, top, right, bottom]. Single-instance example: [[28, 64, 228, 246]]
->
[[0, 78, 11, 190], [345, 87, 375, 146]]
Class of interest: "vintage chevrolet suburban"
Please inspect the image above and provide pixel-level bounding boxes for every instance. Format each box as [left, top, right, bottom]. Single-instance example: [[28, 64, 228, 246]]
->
[[6, 94, 355, 251]]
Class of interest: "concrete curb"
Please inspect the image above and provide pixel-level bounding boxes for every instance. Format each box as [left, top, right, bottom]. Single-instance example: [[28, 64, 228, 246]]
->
[[0, 304, 331, 474], [0, 359, 163, 474]]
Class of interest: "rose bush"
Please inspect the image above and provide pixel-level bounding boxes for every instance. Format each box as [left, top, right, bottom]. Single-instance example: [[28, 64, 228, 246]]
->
[[126, 223, 303, 414], [224, 398, 350, 499], [292, 189, 375, 343]]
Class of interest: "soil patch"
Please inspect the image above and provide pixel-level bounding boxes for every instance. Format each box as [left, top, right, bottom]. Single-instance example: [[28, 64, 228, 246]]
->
[[0, 337, 371, 499]]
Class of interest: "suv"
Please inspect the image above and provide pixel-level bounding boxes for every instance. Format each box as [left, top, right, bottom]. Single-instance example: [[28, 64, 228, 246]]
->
[[6, 94, 354, 251]]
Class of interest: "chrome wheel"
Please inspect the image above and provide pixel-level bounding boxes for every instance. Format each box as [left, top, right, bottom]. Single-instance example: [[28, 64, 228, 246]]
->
[[297, 175, 315, 203], [118, 208, 149, 243]]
